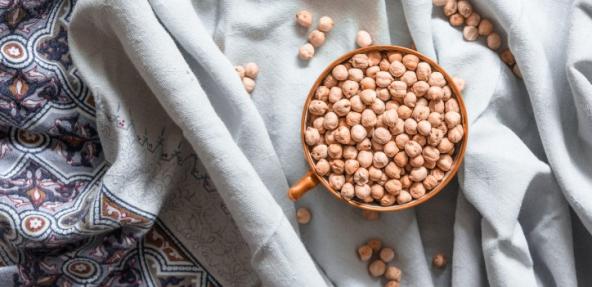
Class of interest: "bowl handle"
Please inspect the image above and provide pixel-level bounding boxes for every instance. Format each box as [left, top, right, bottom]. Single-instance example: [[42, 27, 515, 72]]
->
[[288, 170, 319, 201]]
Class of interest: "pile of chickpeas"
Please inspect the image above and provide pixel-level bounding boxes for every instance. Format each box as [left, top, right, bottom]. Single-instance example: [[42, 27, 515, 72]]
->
[[304, 49, 464, 206]]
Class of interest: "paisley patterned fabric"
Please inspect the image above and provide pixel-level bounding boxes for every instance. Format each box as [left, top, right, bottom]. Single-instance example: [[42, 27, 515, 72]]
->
[[0, 1, 221, 286]]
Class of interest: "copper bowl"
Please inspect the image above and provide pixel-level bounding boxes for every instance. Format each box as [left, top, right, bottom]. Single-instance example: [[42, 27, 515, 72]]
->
[[288, 45, 468, 212]]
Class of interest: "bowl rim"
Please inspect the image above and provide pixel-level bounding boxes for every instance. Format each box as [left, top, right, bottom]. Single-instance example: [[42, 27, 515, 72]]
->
[[300, 45, 469, 212]]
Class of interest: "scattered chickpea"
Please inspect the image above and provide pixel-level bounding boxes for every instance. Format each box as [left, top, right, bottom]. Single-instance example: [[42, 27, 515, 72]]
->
[[356, 30, 373, 48], [242, 77, 256, 93], [369, 260, 387, 277], [500, 49, 516, 66], [432, 253, 447, 268], [457, 0, 472, 17], [368, 239, 382, 252], [478, 19, 494, 36], [463, 26, 479, 41], [244, 62, 259, 79], [308, 30, 326, 47], [449, 13, 464, 27], [318, 16, 334, 32], [385, 281, 400, 287], [385, 265, 402, 281], [466, 12, 481, 27], [299, 43, 315, 60], [487, 33, 501, 50], [294, 207, 312, 226], [296, 10, 313, 28], [358, 245, 373, 261], [443, 0, 458, 16], [379, 247, 396, 262]]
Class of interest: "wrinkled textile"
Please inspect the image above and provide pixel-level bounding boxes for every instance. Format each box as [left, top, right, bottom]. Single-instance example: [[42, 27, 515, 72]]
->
[[2, 0, 592, 286]]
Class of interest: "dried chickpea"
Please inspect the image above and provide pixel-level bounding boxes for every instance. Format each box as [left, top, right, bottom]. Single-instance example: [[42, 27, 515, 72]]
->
[[389, 81, 408, 99], [358, 245, 373, 261], [466, 12, 481, 27], [344, 81, 361, 99], [395, 134, 410, 149], [311, 144, 328, 160], [373, 151, 389, 168], [371, 184, 385, 200], [305, 127, 321, 146], [368, 51, 382, 66], [299, 43, 315, 60], [360, 89, 377, 105], [348, 68, 364, 82], [410, 182, 426, 198], [449, 13, 464, 27], [318, 16, 334, 32], [389, 118, 405, 135], [385, 281, 400, 287], [341, 182, 355, 199], [428, 72, 446, 87], [376, 71, 394, 88], [242, 77, 256, 93], [389, 61, 406, 77], [329, 174, 345, 190], [308, 30, 326, 47], [437, 154, 453, 171], [373, 128, 392, 145], [387, 52, 402, 62], [433, 0, 447, 6], [384, 162, 402, 179], [360, 77, 376, 90], [394, 151, 409, 167], [500, 49, 516, 66], [332, 65, 349, 81], [412, 81, 429, 97], [402, 54, 419, 70], [404, 92, 418, 108], [443, 0, 458, 16], [380, 247, 396, 262], [416, 62, 431, 81], [333, 127, 351, 144], [372, 99, 386, 115], [417, 120, 432, 136], [324, 74, 338, 88], [487, 33, 501, 50], [445, 98, 460, 113], [357, 150, 373, 168], [410, 166, 428, 182], [463, 26, 479, 41], [432, 253, 447, 268], [397, 105, 412, 120], [457, 0, 472, 17], [315, 159, 330, 176], [328, 144, 343, 159], [404, 118, 418, 135], [385, 266, 402, 281], [397, 190, 412, 204], [355, 184, 371, 200], [351, 54, 370, 69], [379, 58, 391, 71], [369, 167, 383, 182], [369, 260, 386, 277], [423, 175, 439, 190], [368, 239, 382, 251], [361, 109, 378, 127], [296, 10, 313, 28], [380, 194, 396, 206], [478, 19, 494, 36], [448, 125, 464, 143], [438, 138, 454, 154], [356, 30, 373, 48], [296, 207, 312, 224], [357, 138, 372, 151], [244, 62, 259, 79]]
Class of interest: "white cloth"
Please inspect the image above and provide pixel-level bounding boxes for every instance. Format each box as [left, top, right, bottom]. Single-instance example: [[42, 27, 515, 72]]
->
[[68, 0, 592, 286]]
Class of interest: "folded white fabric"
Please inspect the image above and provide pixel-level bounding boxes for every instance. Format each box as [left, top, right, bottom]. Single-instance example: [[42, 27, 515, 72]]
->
[[68, 0, 592, 286]]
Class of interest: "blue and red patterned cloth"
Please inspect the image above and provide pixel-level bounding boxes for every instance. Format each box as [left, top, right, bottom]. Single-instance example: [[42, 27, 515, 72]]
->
[[0, 1, 220, 285]]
